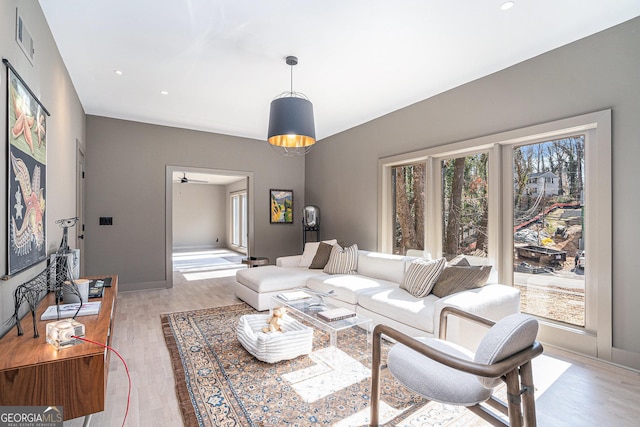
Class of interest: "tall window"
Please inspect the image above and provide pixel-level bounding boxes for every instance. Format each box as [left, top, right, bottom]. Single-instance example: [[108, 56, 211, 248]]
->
[[231, 191, 247, 248], [513, 136, 585, 326], [441, 153, 488, 260], [392, 163, 425, 255]]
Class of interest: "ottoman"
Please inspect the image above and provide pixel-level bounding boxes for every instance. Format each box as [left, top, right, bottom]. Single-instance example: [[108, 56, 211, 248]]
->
[[236, 314, 314, 363]]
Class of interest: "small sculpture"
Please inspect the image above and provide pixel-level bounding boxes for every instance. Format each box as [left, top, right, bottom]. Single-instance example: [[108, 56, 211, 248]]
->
[[263, 306, 286, 333]]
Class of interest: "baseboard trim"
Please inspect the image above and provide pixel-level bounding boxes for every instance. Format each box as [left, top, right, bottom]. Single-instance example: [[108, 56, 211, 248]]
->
[[118, 280, 169, 292]]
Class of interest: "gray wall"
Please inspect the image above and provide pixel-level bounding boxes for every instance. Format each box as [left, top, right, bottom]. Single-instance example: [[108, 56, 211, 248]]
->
[[0, 2, 85, 337], [306, 17, 640, 363], [85, 116, 304, 289], [173, 183, 226, 249]]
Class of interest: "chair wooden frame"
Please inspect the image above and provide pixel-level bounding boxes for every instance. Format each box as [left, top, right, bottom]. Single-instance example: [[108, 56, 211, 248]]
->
[[370, 307, 543, 426]]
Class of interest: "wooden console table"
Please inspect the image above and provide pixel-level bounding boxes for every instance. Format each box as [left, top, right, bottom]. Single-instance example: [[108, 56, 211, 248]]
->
[[0, 275, 118, 422]]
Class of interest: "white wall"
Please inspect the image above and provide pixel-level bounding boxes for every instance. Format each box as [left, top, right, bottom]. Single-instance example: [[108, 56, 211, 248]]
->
[[173, 183, 226, 250], [305, 17, 640, 368], [0, 2, 85, 337]]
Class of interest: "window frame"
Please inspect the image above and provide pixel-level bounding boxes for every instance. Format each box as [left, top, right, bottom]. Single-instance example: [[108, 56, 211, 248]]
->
[[378, 110, 612, 361]]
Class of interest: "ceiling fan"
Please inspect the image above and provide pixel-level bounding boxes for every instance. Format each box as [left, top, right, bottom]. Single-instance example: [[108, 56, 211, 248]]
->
[[175, 172, 207, 184]]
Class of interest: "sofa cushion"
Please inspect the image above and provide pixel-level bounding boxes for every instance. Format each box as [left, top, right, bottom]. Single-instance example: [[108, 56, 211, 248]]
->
[[356, 251, 412, 284], [306, 274, 398, 305], [309, 242, 333, 269], [324, 244, 358, 274], [400, 257, 446, 298], [431, 265, 492, 298], [236, 266, 326, 293], [358, 287, 440, 334], [299, 239, 337, 268]]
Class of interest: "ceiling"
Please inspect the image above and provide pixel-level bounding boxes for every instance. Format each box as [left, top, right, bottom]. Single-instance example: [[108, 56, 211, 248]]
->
[[38, 1, 640, 142]]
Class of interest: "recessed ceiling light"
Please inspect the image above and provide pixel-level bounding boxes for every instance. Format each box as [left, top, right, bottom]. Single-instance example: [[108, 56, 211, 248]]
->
[[501, 1, 515, 10], [114, 69, 123, 75], [160, 90, 169, 95]]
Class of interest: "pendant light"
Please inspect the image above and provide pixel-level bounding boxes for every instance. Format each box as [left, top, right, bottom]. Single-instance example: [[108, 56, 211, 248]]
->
[[267, 56, 316, 156]]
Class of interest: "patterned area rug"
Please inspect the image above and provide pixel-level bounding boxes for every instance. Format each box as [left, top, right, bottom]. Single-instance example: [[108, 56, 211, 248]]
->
[[161, 303, 486, 426]]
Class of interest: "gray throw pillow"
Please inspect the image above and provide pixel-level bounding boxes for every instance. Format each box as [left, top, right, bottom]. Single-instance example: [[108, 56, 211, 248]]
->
[[431, 265, 492, 298], [309, 242, 333, 269], [447, 255, 471, 267], [400, 257, 447, 298]]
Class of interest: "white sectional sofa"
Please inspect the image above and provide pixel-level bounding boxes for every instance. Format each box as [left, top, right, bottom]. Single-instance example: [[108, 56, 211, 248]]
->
[[234, 249, 520, 350]]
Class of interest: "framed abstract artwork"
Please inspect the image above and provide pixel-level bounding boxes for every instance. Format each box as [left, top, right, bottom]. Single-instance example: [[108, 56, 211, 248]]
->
[[4, 60, 50, 275], [270, 189, 293, 224]]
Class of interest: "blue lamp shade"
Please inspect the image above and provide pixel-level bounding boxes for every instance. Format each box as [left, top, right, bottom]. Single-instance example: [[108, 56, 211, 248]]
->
[[268, 96, 316, 148]]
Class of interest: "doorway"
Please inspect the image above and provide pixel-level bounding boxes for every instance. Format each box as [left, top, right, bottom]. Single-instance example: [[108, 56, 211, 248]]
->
[[165, 166, 254, 288]]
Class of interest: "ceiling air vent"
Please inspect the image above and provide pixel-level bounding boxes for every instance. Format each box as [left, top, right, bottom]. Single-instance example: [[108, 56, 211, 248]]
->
[[16, 9, 35, 65]]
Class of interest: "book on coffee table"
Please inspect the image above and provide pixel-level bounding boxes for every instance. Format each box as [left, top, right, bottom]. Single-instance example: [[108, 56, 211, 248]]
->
[[278, 291, 312, 301], [317, 307, 356, 322]]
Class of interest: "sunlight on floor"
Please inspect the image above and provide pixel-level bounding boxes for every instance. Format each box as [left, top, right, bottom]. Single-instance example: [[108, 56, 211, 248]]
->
[[182, 267, 245, 281], [530, 353, 572, 397], [282, 347, 370, 403]]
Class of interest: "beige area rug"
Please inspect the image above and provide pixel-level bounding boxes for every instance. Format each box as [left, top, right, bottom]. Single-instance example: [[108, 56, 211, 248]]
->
[[161, 303, 487, 426]]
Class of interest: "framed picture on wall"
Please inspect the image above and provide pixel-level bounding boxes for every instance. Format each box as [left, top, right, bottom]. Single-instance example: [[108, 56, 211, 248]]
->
[[4, 60, 50, 275], [270, 189, 293, 224]]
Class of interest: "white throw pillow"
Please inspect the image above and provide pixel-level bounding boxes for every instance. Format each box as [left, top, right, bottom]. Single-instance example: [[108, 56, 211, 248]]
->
[[323, 244, 358, 275], [400, 257, 446, 298], [299, 239, 337, 268]]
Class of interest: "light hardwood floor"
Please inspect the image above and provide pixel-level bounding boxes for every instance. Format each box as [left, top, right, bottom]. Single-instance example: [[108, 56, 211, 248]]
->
[[66, 271, 640, 426]]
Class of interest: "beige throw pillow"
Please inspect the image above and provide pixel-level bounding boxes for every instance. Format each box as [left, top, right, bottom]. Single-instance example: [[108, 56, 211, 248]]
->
[[309, 242, 334, 269], [400, 257, 447, 298], [431, 265, 492, 298], [323, 244, 358, 274]]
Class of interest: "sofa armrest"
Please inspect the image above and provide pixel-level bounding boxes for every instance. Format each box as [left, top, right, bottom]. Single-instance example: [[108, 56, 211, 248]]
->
[[433, 284, 521, 350], [276, 255, 303, 267]]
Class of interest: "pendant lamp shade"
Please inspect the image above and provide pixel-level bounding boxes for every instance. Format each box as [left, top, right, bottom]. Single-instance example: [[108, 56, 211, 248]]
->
[[268, 96, 316, 148], [267, 56, 316, 156]]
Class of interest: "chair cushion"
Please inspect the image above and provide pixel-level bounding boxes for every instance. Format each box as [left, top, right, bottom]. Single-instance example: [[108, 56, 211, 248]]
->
[[474, 313, 539, 388], [400, 257, 446, 297], [388, 337, 493, 406], [323, 244, 358, 274]]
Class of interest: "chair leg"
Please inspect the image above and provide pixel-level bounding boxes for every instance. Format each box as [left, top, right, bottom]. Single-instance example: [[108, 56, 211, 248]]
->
[[369, 328, 383, 426], [505, 370, 523, 427], [519, 361, 537, 427]]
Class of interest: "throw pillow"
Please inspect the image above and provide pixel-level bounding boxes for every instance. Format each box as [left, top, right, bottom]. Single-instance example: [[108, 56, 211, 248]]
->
[[323, 244, 358, 275], [400, 257, 447, 298], [447, 254, 471, 267], [431, 265, 492, 298], [299, 239, 337, 267], [309, 242, 334, 269]]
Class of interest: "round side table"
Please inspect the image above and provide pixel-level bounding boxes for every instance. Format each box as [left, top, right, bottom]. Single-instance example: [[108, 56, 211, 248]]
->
[[242, 257, 269, 267]]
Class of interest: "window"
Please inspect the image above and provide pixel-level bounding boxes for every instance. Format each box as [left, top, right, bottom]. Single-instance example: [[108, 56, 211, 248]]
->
[[391, 163, 425, 255], [231, 191, 247, 248], [441, 153, 488, 260], [379, 110, 611, 361], [513, 136, 585, 326]]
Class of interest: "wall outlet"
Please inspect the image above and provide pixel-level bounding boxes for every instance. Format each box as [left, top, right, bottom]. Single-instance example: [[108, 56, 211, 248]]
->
[[99, 217, 113, 225]]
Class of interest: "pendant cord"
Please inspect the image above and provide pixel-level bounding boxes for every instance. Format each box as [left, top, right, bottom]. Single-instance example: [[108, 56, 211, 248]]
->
[[290, 64, 294, 95]]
